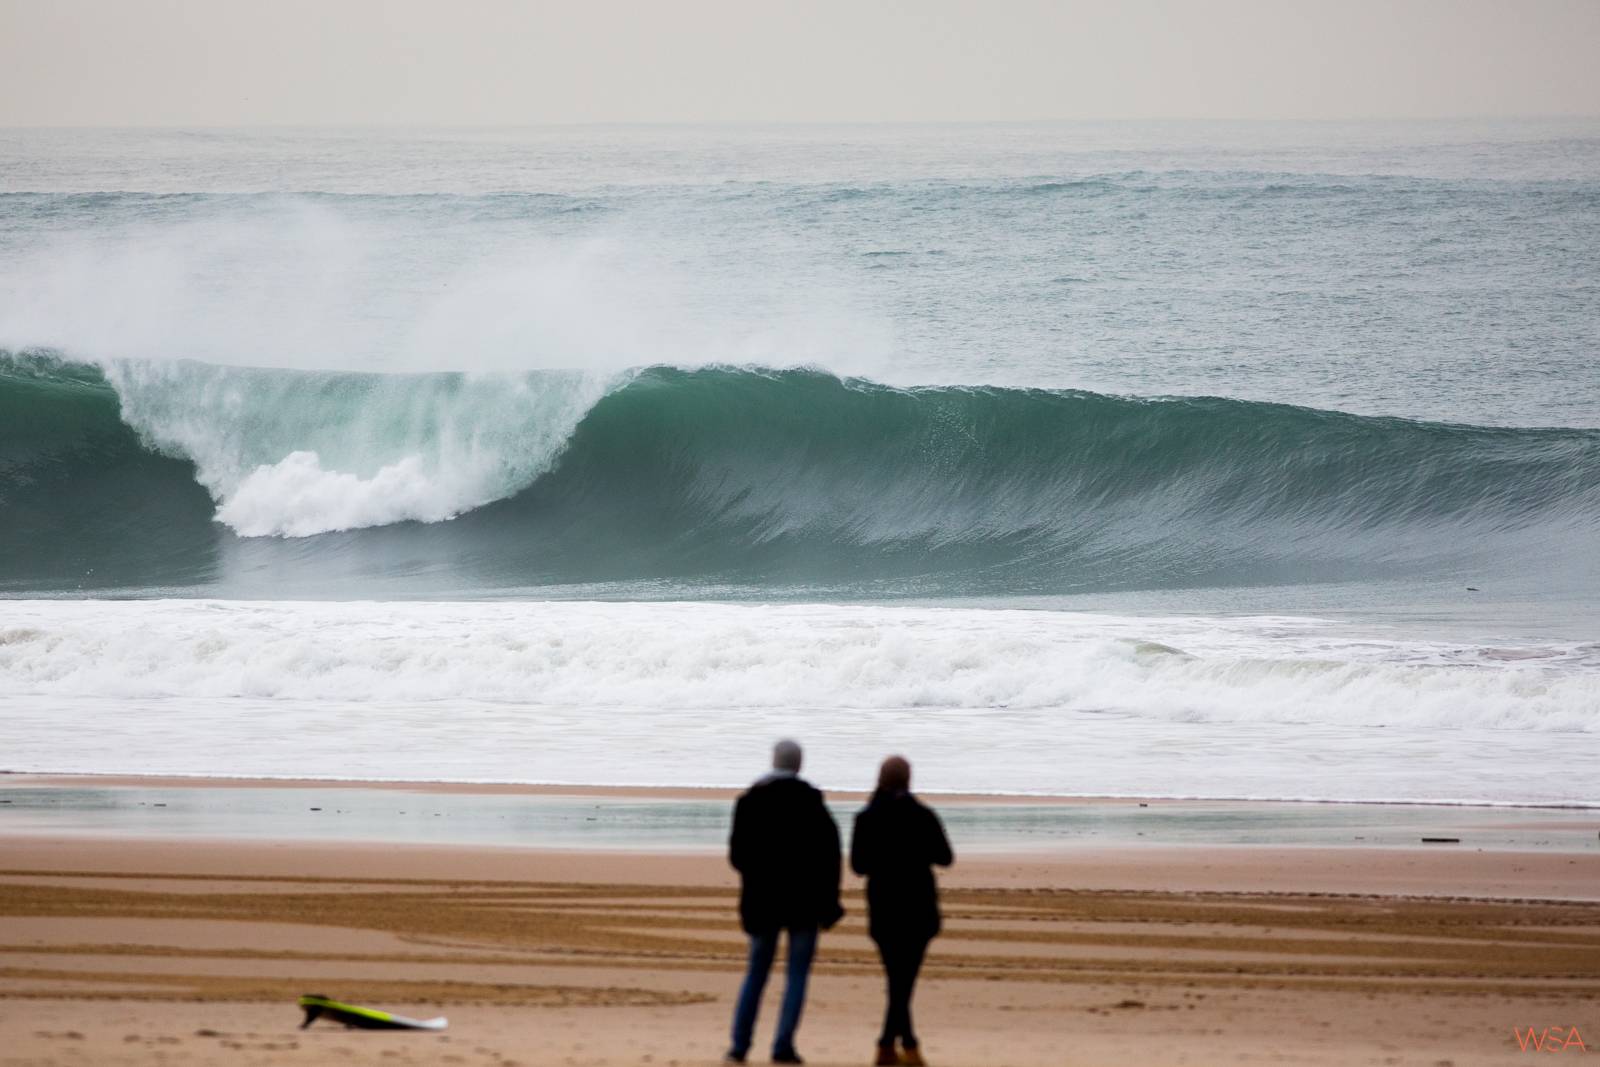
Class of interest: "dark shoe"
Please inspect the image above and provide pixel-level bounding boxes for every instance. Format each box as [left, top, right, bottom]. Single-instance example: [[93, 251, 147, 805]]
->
[[874, 1044, 899, 1066], [772, 1050, 804, 1065], [724, 1050, 747, 1064], [900, 1047, 926, 1067]]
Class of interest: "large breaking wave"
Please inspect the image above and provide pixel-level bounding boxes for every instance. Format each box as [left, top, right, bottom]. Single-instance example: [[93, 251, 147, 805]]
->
[[3, 350, 1598, 596]]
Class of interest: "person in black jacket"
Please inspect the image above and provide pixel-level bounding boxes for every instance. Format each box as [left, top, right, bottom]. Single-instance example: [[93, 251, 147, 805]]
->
[[725, 739, 844, 1065], [850, 755, 953, 1067]]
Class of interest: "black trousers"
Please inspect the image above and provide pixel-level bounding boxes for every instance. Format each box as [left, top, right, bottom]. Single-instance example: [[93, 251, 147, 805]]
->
[[874, 935, 930, 1047]]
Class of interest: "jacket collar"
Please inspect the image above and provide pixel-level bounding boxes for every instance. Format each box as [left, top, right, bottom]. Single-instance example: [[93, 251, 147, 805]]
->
[[754, 768, 799, 786]]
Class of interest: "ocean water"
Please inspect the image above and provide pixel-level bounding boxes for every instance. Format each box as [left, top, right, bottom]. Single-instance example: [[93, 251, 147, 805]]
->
[[1, 122, 1597, 803]]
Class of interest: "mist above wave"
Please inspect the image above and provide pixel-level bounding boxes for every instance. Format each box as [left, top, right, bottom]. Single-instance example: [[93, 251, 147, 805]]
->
[[3, 167, 1597, 428], [0, 194, 893, 377]]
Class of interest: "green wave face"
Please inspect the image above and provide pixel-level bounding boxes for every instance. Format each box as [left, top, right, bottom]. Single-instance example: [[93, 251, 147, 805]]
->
[[0, 352, 221, 589], [3, 352, 1598, 598]]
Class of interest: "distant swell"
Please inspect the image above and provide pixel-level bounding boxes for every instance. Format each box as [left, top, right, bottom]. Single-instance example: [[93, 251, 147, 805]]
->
[[3, 351, 1599, 596]]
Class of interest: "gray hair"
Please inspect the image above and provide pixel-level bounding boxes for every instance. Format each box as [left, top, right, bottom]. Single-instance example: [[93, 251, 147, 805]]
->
[[772, 738, 803, 773]]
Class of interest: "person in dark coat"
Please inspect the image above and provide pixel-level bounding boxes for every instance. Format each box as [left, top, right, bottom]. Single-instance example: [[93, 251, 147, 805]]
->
[[850, 755, 953, 1067], [725, 738, 844, 1065]]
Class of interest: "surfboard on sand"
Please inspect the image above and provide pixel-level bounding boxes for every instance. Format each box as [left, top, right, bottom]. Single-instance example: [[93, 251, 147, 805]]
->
[[298, 994, 448, 1031]]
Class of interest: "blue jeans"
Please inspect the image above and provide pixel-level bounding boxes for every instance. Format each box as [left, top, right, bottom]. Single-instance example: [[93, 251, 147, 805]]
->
[[730, 925, 818, 1057]]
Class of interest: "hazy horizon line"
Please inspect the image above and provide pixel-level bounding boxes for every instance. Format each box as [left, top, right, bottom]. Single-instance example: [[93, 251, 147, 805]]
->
[[5, 113, 1599, 132]]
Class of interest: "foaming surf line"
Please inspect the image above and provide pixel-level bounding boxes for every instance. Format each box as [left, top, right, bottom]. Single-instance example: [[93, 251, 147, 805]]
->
[[1, 600, 1595, 731], [2, 599, 1595, 804]]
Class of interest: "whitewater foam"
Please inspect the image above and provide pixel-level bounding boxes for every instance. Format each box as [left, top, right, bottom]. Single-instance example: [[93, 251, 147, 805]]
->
[[2, 600, 1594, 731], [217, 451, 454, 536], [2, 599, 1595, 802], [100, 359, 611, 537]]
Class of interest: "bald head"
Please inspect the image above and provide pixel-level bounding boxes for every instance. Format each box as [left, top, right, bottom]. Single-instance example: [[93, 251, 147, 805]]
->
[[772, 738, 803, 773]]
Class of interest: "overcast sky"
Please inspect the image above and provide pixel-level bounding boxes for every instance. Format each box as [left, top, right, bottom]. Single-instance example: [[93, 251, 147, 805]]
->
[[2, 0, 1598, 125]]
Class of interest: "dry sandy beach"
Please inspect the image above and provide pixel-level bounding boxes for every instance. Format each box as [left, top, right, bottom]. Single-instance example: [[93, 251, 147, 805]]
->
[[3, 779, 1599, 1066]]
